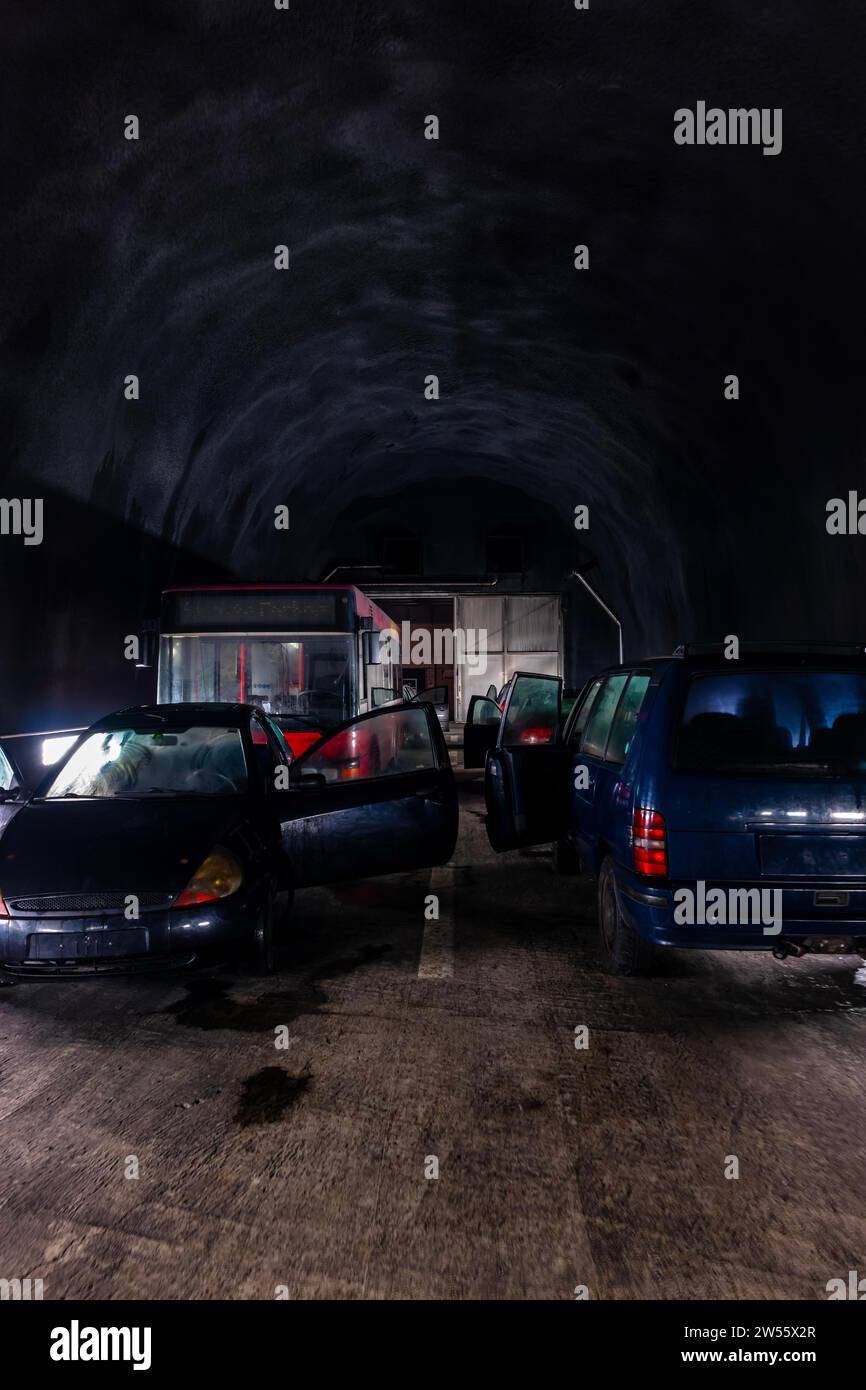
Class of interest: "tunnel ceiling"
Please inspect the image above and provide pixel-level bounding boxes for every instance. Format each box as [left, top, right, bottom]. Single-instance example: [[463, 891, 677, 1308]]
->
[[3, 1, 866, 645]]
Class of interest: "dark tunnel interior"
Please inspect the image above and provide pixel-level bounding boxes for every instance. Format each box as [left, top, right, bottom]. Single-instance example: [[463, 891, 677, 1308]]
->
[[7, 1, 866, 1323], [2, 0, 866, 731]]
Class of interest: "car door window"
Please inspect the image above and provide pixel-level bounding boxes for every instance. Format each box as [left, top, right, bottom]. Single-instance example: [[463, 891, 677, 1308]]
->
[[605, 674, 650, 765], [580, 675, 628, 758], [299, 707, 436, 783], [469, 697, 501, 726], [566, 678, 602, 744], [501, 675, 561, 747]]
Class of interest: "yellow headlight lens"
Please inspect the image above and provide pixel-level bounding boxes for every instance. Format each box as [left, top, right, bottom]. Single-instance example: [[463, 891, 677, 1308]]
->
[[174, 847, 243, 907]]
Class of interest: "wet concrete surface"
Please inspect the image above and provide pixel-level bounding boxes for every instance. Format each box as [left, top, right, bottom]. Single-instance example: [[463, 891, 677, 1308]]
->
[[1, 768, 865, 1300]]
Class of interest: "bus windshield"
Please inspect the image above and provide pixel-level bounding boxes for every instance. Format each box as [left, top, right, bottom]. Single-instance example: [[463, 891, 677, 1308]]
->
[[159, 634, 354, 724]]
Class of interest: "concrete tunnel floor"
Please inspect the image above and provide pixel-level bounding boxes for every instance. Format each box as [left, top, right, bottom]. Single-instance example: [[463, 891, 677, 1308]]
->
[[0, 760, 865, 1301]]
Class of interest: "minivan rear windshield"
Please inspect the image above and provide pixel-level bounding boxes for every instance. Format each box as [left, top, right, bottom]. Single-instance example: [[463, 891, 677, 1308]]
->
[[675, 671, 866, 774]]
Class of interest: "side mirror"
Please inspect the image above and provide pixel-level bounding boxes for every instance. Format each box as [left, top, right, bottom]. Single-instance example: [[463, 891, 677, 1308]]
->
[[361, 630, 382, 666], [135, 620, 159, 670], [291, 770, 327, 788]]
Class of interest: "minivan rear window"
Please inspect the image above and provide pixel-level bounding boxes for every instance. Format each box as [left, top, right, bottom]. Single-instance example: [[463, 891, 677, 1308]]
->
[[676, 671, 866, 773]]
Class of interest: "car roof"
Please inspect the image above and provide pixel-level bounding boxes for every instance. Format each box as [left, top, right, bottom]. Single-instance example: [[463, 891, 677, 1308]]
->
[[583, 648, 866, 684], [88, 703, 260, 731]]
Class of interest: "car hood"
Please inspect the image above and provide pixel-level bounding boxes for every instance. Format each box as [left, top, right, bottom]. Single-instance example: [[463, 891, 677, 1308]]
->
[[0, 796, 248, 898]]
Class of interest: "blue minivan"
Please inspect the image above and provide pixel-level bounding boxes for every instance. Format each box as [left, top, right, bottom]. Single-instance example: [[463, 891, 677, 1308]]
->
[[466, 646, 866, 974]]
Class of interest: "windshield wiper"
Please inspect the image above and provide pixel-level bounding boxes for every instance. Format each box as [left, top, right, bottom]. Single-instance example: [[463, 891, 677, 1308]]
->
[[104, 788, 184, 797]]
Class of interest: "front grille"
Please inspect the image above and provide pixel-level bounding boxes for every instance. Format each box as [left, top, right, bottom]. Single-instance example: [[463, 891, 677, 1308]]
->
[[8, 892, 171, 915]]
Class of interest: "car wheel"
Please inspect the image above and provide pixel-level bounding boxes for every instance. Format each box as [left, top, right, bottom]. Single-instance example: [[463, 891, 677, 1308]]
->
[[597, 856, 655, 976], [250, 889, 278, 976], [551, 836, 581, 875]]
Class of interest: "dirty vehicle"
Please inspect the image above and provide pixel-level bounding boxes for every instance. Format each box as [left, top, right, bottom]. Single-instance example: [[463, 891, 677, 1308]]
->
[[156, 584, 401, 757], [0, 701, 457, 980], [477, 646, 866, 975]]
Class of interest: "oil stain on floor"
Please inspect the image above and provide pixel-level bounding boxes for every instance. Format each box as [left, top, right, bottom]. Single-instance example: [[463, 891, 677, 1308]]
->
[[234, 1067, 311, 1127]]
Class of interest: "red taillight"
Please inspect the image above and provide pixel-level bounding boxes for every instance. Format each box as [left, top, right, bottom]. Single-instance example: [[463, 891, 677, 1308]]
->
[[0, 892, 7, 918], [633, 807, 667, 877]]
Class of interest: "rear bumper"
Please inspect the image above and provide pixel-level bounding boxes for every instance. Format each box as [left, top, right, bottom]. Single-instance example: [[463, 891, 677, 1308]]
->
[[0, 895, 260, 978], [614, 866, 866, 951]]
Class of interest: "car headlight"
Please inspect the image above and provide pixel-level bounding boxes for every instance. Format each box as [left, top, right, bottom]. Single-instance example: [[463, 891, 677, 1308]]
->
[[174, 847, 243, 907]]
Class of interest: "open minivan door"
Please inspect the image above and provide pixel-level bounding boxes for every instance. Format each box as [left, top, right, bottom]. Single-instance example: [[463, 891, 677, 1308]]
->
[[484, 671, 570, 851], [274, 702, 458, 888], [463, 694, 503, 769]]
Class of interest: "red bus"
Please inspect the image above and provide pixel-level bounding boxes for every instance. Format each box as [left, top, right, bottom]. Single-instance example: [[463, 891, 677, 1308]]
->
[[157, 585, 400, 757]]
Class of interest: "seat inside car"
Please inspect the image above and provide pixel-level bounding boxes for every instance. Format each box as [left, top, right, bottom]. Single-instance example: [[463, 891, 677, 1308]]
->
[[186, 738, 248, 792]]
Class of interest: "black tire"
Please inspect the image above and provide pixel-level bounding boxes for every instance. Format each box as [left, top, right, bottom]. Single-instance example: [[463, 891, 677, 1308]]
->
[[249, 888, 278, 976], [551, 836, 582, 875], [597, 856, 656, 976]]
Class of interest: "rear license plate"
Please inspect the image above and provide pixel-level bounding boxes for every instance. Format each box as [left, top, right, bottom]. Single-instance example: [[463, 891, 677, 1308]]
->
[[759, 835, 866, 878], [28, 929, 148, 960]]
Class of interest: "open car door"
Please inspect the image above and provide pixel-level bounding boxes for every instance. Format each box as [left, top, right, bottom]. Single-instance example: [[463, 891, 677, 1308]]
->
[[0, 739, 29, 833], [412, 684, 450, 729], [484, 671, 570, 851], [463, 695, 502, 769], [274, 702, 458, 888]]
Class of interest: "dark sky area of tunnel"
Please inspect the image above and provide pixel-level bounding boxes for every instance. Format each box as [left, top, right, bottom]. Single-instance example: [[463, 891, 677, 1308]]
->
[[2, 0, 866, 726]]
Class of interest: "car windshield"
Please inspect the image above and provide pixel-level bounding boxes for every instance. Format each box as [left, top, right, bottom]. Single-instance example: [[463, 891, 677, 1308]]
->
[[676, 670, 866, 774], [43, 726, 248, 798]]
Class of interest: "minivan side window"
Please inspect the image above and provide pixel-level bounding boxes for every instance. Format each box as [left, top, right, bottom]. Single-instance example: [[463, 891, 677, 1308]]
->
[[567, 678, 602, 744], [606, 674, 651, 765], [580, 675, 628, 758]]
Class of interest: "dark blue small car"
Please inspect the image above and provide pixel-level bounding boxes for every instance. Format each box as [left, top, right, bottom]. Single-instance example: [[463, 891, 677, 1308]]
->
[[467, 646, 866, 974]]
